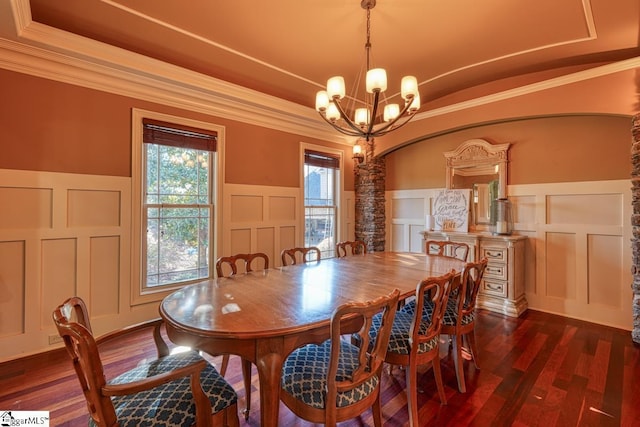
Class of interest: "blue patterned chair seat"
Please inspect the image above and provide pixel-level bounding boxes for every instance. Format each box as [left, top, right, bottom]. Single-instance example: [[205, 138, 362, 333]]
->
[[369, 311, 438, 355], [91, 350, 238, 427], [281, 340, 379, 409], [401, 297, 475, 326]]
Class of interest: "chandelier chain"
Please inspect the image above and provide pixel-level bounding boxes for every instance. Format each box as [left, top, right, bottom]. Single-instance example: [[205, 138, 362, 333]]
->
[[365, 7, 371, 71]]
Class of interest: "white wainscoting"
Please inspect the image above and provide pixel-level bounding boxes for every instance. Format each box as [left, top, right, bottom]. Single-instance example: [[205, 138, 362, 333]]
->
[[221, 183, 355, 266], [0, 169, 357, 362], [0, 169, 162, 362], [386, 180, 633, 330]]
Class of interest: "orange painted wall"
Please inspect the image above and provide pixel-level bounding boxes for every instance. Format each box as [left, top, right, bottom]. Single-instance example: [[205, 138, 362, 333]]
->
[[385, 114, 631, 190], [0, 69, 353, 189]]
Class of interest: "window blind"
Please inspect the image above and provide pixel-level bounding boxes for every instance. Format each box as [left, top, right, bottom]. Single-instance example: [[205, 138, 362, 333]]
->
[[304, 149, 340, 169], [143, 118, 217, 152]]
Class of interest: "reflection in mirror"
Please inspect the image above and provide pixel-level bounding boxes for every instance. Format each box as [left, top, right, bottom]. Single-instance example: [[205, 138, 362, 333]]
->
[[444, 139, 510, 232], [474, 183, 491, 224]]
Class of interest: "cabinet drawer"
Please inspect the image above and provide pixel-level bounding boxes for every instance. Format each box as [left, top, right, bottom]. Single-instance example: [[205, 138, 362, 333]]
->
[[482, 279, 507, 297], [484, 263, 507, 280], [481, 247, 506, 263]]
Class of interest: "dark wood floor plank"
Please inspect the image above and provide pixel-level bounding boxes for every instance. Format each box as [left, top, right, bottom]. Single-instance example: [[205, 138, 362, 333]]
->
[[601, 332, 627, 422], [621, 344, 640, 427], [512, 331, 547, 372], [1, 309, 638, 426]]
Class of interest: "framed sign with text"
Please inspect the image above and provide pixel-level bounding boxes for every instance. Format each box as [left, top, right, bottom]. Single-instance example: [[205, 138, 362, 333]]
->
[[433, 189, 471, 232]]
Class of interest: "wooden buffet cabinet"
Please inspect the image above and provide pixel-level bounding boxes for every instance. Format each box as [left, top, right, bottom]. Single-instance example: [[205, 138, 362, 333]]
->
[[421, 231, 527, 317]]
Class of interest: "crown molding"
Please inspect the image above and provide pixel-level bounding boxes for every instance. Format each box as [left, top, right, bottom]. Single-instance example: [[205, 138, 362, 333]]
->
[[2, 0, 349, 145], [2, 0, 638, 147]]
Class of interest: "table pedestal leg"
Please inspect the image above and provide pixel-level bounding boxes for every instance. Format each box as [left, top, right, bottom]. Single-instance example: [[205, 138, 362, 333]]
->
[[255, 340, 284, 427]]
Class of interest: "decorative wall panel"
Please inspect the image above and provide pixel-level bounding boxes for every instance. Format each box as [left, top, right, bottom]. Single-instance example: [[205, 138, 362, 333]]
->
[[392, 198, 424, 219], [279, 226, 296, 257], [269, 196, 296, 221], [409, 224, 424, 253], [90, 236, 120, 317], [391, 223, 404, 251], [41, 238, 77, 328], [547, 193, 622, 225], [545, 232, 577, 299], [0, 240, 25, 337], [230, 229, 252, 255], [256, 227, 275, 264], [511, 195, 536, 230], [230, 195, 263, 222], [0, 187, 52, 229], [587, 234, 623, 308], [68, 190, 121, 227]]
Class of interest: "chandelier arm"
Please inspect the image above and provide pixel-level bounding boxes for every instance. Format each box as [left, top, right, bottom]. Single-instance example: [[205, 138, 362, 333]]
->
[[370, 112, 417, 138], [331, 99, 369, 135], [318, 113, 366, 137], [367, 98, 417, 136]]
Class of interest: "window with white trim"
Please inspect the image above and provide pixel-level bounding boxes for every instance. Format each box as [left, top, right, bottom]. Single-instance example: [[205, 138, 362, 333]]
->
[[304, 149, 340, 259], [142, 118, 216, 289]]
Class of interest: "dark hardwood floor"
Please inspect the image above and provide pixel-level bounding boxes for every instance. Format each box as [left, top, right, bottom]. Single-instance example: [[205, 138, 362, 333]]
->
[[1, 309, 638, 426]]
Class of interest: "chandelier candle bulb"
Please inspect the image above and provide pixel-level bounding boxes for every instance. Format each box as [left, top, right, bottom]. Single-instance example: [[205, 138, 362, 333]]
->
[[355, 108, 370, 126], [327, 76, 345, 99], [409, 93, 421, 112], [401, 76, 419, 99], [384, 104, 400, 122], [366, 68, 387, 92], [315, 91, 329, 111], [326, 103, 340, 121]]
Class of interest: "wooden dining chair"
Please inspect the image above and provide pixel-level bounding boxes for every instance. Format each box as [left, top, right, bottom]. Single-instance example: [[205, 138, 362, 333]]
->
[[369, 272, 455, 427], [425, 239, 469, 261], [214, 252, 269, 419], [215, 252, 269, 277], [52, 296, 239, 427], [280, 289, 400, 427], [335, 240, 367, 257], [281, 246, 321, 265], [441, 258, 488, 392]]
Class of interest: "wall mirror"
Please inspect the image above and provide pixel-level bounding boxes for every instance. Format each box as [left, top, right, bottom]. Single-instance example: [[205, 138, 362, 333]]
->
[[444, 139, 510, 231]]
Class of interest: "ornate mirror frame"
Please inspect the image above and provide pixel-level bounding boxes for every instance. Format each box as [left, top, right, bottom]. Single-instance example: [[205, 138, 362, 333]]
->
[[444, 139, 510, 196], [444, 139, 510, 230]]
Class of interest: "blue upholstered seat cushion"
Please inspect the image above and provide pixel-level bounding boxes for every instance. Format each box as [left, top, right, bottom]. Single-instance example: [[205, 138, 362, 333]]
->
[[401, 297, 475, 326], [369, 311, 438, 355], [90, 350, 237, 427], [281, 340, 379, 409]]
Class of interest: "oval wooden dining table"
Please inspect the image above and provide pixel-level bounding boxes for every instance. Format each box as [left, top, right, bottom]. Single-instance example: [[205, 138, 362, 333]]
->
[[160, 251, 465, 427]]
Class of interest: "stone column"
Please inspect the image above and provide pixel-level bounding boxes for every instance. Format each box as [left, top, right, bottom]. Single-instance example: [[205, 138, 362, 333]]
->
[[631, 115, 640, 344], [354, 140, 386, 252]]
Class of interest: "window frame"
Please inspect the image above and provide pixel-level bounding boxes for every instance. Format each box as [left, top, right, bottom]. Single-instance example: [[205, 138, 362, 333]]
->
[[131, 109, 224, 305], [300, 143, 345, 259]]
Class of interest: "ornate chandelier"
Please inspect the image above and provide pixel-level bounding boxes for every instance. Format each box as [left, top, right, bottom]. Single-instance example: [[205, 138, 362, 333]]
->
[[314, 0, 420, 144]]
